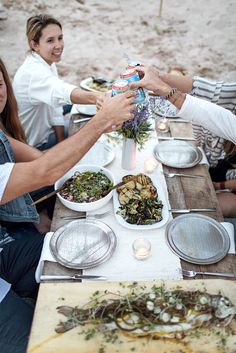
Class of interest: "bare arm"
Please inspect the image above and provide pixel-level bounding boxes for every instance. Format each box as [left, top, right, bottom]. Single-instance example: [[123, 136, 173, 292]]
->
[[70, 88, 102, 105], [1, 91, 135, 204], [130, 66, 236, 143], [7, 136, 43, 162], [158, 71, 193, 93], [53, 125, 65, 142], [214, 179, 236, 191]]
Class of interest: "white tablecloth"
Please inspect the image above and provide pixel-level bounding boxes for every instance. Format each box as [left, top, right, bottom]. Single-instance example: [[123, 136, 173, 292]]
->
[[35, 134, 234, 283]]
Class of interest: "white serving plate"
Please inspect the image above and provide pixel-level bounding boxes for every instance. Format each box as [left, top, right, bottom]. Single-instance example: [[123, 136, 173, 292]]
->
[[113, 174, 169, 230], [80, 77, 112, 93]]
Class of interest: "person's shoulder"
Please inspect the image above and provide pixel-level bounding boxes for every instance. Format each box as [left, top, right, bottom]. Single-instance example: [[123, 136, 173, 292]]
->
[[14, 53, 49, 81]]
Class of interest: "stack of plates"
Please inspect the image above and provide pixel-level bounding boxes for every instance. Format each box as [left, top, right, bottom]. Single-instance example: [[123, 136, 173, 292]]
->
[[165, 214, 230, 264], [50, 219, 117, 269]]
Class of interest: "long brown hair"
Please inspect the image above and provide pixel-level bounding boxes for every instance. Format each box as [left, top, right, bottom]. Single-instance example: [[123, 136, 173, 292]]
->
[[0, 58, 26, 142], [26, 14, 62, 50]]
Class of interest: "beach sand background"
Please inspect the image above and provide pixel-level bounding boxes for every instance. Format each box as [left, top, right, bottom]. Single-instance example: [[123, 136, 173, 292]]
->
[[1, 0, 236, 84]]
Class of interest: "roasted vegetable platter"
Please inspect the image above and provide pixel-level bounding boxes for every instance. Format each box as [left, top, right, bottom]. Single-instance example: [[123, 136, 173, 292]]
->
[[113, 173, 169, 229]]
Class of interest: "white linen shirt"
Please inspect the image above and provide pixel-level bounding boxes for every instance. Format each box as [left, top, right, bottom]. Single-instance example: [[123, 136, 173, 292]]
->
[[13, 53, 77, 147], [178, 94, 236, 144], [0, 162, 14, 201]]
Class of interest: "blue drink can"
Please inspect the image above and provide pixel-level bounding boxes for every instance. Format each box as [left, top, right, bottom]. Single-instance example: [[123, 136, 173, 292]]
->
[[111, 79, 130, 96], [120, 68, 146, 104]]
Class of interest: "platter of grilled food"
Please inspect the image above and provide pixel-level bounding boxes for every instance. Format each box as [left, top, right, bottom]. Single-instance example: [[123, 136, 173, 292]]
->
[[113, 173, 169, 229], [80, 77, 113, 93]]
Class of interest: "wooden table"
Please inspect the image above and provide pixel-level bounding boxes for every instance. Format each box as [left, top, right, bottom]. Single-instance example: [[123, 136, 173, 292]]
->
[[44, 113, 235, 278]]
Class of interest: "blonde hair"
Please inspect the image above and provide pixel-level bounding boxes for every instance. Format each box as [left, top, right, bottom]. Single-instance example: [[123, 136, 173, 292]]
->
[[0, 58, 26, 143], [26, 14, 62, 50]]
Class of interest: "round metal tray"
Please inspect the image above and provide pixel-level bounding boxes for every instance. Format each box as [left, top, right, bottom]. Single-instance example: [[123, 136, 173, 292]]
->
[[165, 214, 230, 264], [50, 219, 117, 269], [153, 140, 202, 168]]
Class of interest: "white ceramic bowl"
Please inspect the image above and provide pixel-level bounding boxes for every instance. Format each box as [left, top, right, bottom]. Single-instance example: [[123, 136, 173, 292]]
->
[[55, 164, 115, 212]]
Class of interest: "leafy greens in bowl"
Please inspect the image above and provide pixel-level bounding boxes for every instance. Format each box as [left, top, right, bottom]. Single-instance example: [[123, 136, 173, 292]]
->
[[55, 165, 115, 212]]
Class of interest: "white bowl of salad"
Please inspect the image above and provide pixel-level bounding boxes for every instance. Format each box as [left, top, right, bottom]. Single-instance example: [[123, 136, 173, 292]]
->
[[55, 164, 115, 212]]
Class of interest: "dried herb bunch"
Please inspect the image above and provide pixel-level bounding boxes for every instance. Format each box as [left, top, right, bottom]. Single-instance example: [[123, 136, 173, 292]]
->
[[116, 101, 153, 149], [55, 283, 235, 342]]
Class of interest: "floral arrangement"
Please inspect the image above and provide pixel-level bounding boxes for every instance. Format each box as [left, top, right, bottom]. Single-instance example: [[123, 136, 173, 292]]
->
[[116, 100, 153, 149]]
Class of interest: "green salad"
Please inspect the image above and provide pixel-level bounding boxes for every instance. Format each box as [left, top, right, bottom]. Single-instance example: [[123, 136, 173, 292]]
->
[[59, 171, 113, 203]]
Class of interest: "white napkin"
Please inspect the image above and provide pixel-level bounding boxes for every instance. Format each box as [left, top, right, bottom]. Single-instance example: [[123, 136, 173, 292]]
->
[[198, 147, 209, 166], [35, 232, 55, 283], [221, 222, 235, 254]]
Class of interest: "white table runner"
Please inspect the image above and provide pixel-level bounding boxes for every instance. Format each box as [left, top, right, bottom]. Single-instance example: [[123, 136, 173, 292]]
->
[[83, 134, 182, 281]]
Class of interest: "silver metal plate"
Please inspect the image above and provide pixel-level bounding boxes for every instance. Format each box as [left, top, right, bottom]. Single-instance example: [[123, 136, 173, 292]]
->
[[153, 140, 202, 168], [50, 219, 117, 269], [166, 214, 230, 264]]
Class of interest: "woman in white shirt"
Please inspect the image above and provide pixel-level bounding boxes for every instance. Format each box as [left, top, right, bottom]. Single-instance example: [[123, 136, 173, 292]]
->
[[130, 65, 236, 217], [13, 14, 102, 150]]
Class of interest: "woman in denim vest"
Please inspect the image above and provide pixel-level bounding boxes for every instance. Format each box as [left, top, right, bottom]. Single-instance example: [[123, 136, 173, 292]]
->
[[0, 57, 135, 353]]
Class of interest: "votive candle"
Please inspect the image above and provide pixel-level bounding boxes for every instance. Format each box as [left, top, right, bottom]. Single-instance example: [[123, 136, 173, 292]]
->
[[156, 117, 169, 133], [132, 238, 151, 260]]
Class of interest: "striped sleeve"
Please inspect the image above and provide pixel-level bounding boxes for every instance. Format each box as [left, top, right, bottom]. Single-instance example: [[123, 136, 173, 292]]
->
[[192, 76, 236, 114], [191, 77, 236, 168]]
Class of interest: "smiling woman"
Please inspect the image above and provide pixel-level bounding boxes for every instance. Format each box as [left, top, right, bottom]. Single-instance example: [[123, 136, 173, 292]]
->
[[12, 14, 102, 150]]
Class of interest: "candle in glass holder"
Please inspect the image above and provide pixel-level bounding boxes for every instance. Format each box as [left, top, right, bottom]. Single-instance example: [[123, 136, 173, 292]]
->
[[156, 117, 169, 133], [132, 238, 151, 260], [144, 156, 159, 174]]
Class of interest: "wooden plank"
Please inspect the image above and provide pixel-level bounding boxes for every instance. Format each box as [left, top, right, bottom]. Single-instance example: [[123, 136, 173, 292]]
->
[[27, 280, 236, 353], [164, 120, 235, 277]]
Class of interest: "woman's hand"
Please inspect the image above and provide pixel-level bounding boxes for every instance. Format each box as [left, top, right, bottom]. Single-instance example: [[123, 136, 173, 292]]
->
[[129, 66, 171, 96], [96, 91, 110, 111], [93, 90, 136, 133]]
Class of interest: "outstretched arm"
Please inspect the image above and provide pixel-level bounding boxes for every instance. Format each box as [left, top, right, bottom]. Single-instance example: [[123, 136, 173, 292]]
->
[[158, 70, 193, 93], [130, 66, 236, 144], [1, 91, 135, 204]]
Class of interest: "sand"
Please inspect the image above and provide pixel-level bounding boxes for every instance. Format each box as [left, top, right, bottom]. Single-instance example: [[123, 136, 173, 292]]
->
[[1, 0, 236, 86]]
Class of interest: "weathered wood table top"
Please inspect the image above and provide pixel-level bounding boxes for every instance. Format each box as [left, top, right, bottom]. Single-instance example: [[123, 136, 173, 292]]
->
[[45, 113, 235, 279]]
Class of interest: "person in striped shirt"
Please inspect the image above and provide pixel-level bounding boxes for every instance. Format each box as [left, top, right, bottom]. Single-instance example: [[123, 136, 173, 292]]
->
[[130, 66, 236, 218]]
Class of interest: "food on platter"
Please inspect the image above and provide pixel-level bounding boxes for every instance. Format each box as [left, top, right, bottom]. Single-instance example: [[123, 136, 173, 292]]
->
[[59, 170, 113, 203], [87, 80, 113, 92], [55, 282, 236, 350], [116, 173, 163, 225]]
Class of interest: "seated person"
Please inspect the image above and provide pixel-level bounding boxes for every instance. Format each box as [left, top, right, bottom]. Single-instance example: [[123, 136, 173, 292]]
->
[[0, 56, 135, 353], [151, 68, 236, 184], [0, 236, 43, 353], [13, 14, 104, 150], [130, 65, 236, 217], [0, 57, 55, 235]]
